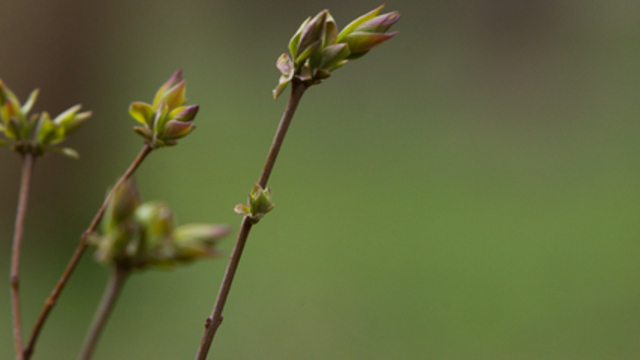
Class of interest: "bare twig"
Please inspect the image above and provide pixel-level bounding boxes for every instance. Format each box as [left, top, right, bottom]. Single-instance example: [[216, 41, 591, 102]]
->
[[77, 266, 130, 360], [195, 81, 308, 359], [24, 143, 153, 359], [10, 152, 36, 360]]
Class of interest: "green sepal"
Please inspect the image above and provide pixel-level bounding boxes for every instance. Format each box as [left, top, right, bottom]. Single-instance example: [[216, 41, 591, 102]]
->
[[53, 104, 90, 135], [2, 99, 22, 124], [152, 69, 183, 109], [36, 112, 63, 145], [330, 59, 349, 71], [234, 204, 250, 216], [133, 126, 153, 140], [314, 69, 331, 81], [163, 120, 195, 140], [129, 101, 155, 126], [273, 77, 291, 100], [289, 17, 311, 58], [323, 13, 338, 47], [4, 117, 20, 140], [167, 104, 199, 122], [353, 11, 401, 33], [153, 102, 170, 139], [337, 5, 384, 43], [295, 39, 322, 66], [173, 224, 230, 261], [155, 80, 186, 111], [296, 10, 327, 59], [61, 110, 91, 135], [319, 43, 351, 71], [343, 32, 397, 57], [21, 89, 39, 115]]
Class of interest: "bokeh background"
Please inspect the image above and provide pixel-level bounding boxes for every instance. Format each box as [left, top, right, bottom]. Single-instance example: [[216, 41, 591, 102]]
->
[[1, 1, 639, 359]]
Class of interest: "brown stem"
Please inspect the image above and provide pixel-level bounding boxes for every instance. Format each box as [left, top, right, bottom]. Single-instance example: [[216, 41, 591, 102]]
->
[[77, 266, 130, 360], [10, 153, 36, 360], [23, 143, 152, 359], [195, 81, 308, 360]]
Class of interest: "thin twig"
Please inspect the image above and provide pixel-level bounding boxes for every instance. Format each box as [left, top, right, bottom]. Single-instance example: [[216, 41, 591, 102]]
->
[[77, 266, 130, 360], [10, 152, 36, 360], [195, 81, 308, 360], [24, 143, 153, 359]]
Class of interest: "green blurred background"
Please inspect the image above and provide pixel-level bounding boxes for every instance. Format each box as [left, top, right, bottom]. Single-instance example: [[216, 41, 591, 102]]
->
[[1, 1, 639, 359]]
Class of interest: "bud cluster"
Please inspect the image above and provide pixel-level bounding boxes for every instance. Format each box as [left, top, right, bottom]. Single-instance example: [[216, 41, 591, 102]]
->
[[234, 184, 275, 224], [0, 79, 91, 157], [130, 70, 199, 148], [89, 180, 230, 269], [274, 5, 400, 98]]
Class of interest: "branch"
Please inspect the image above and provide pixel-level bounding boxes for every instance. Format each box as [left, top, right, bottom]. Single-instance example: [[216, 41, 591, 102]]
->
[[10, 152, 36, 360], [24, 143, 153, 359], [77, 266, 130, 360], [195, 81, 308, 359]]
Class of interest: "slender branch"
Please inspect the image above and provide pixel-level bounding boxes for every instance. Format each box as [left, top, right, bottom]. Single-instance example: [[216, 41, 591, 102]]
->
[[10, 153, 36, 360], [24, 143, 153, 359], [77, 266, 130, 360], [195, 81, 308, 360]]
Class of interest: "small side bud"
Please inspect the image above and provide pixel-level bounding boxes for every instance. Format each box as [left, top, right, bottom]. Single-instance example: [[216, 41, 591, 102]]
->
[[235, 184, 275, 224], [173, 224, 231, 262]]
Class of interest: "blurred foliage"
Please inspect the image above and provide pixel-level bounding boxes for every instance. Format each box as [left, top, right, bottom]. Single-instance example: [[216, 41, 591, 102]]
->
[[1, 1, 639, 359]]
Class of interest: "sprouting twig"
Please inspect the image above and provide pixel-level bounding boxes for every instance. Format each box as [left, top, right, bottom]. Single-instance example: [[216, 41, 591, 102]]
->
[[195, 81, 308, 359], [24, 143, 153, 359]]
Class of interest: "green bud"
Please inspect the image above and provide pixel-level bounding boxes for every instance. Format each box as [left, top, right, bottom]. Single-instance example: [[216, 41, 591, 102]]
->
[[163, 120, 195, 140], [152, 102, 170, 139], [168, 104, 199, 122], [135, 201, 175, 245], [173, 224, 230, 261], [91, 224, 139, 266], [323, 13, 338, 47], [336, 5, 384, 43], [289, 17, 311, 59], [351, 11, 400, 33], [91, 178, 229, 269], [338, 7, 400, 60], [152, 69, 183, 109], [0, 79, 90, 157], [296, 10, 328, 63], [52, 104, 91, 135], [102, 179, 142, 234], [129, 101, 156, 126], [342, 32, 397, 59], [234, 184, 274, 224], [274, 6, 399, 97], [319, 43, 351, 71], [35, 112, 63, 145], [157, 80, 187, 111], [132, 71, 199, 148]]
